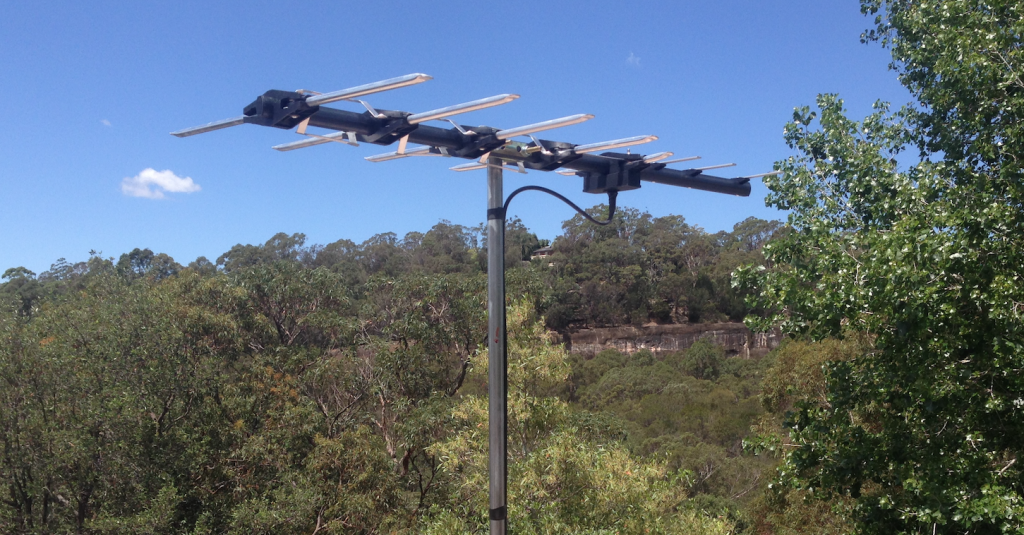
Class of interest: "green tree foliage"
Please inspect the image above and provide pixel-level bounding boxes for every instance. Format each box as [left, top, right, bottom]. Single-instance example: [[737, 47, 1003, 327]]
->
[[570, 341, 775, 532], [185, 256, 217, 277], [117, 248, 182, 281], [0, 271, 239, 533], [503, 216, 546, 265], [153, 211, 777, 333], [305, 238, 366, 287], [677, 339, 725, 381], [358, 232, 410, 278], [0, 268, 41, 317], [0, 192, 781, 532], [736, 1, 1024, 532], [216, 232, 308, 272], [413, 220, 477, 274], [423, 302, 734, 534], [545, 207, 778, 329], [746, 339, 864, 535], [0, 261, 743, 533]]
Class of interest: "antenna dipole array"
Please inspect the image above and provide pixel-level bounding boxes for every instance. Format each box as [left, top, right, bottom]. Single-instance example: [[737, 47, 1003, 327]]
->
[[171, 73, 776, 197]]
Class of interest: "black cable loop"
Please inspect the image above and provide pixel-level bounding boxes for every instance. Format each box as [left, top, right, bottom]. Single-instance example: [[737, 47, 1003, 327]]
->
[[494, 184, 615, 372], [490, 185, 615, 518], [502, 186, 617, 226]]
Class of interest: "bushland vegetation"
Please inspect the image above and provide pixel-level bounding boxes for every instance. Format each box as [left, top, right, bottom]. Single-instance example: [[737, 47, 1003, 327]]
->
[[0, 211, 779, 534], [4, 0, 1023, 532]]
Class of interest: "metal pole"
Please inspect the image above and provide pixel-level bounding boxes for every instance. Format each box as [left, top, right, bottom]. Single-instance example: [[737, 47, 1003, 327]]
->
[[486, 157, 507, 534]]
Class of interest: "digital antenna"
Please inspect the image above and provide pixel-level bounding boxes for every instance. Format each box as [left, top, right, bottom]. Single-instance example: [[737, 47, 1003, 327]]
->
[[172, 74, 776, 535]]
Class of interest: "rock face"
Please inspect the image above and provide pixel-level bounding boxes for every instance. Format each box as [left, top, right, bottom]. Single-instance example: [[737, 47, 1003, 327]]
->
[[565, 323, 780, 359]]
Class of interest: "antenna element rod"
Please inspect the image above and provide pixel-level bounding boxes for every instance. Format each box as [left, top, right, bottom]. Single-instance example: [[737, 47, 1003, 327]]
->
[[170, 116, 246, 138], [495, 114, 594, 140], [306, 73, 432, 106], [407, 94, 519, 124]]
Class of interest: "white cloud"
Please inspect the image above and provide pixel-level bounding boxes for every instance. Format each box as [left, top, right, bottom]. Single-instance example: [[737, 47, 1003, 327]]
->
[[627, 52, 641, 66], [121, 168, 201, 199], [101, 119, 112, 127]]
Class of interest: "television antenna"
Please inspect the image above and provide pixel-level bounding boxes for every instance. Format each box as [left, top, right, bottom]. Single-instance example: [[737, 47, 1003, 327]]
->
[[172, 73, 776, 534]]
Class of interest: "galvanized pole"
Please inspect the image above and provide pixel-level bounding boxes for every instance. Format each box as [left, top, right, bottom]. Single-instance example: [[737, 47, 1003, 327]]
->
[[486, 156, 507, 535]]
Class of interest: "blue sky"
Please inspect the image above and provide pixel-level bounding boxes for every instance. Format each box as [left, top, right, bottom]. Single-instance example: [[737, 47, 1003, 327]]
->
[[0, 1, 911, 274]]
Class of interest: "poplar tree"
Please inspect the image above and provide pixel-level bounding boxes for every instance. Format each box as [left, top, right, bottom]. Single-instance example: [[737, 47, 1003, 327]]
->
[[739, 1, 1024, 532]]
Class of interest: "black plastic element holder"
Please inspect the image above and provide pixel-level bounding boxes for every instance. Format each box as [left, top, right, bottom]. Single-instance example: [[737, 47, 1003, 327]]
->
[[359, 110, 419, 144], [243, 90, 319, 129], [580, 152, 645, 194], [517, 140, 583, 171], [449, 126, 506, 159]]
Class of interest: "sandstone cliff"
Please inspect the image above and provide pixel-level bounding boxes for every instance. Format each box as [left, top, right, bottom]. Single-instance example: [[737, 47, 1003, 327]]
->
[[564, 322, 780, 359]]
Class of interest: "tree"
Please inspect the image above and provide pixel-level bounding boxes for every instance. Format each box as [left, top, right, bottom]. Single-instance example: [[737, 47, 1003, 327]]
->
[[217, 232, 307, 272], [726, 217, 783, 254], [0, 267, 41, 317], [117, 247, 156, 279], [37, 257, 89, 289], [504, 216, 544, 266], [414, 220, 477, 274], [421, 301, 734, 534], [186, 255, 217, 277], [359, 232, 410, 277], [117, 249, 182, 281], [305, 238, 367, 287], [540, 204, 779, 329], [644, 215, 697, 323], [546, 205, 652, 327], [677, 339, 725, 382], [232, 261, 355, 348], [746, 339, 863, 535], [0, 271, 238, 533], [737, 1, 1024, 532]]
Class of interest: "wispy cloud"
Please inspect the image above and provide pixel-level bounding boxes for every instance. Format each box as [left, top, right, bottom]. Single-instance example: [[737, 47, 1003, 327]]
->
[[627, 52, 641, 67], [101, 119, 112, 127], [121, 168, 201, 199]]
